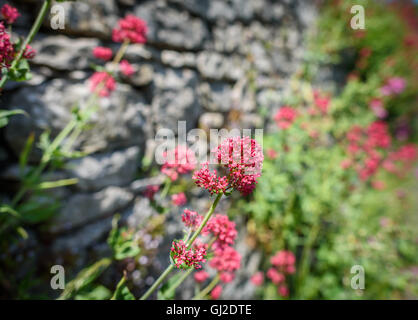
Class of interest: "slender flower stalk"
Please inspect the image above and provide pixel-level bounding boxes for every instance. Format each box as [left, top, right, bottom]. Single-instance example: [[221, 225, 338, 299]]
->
[[193, 274, 220, 300], [139, 192, 223, 300], [0, 0, 52, 89]]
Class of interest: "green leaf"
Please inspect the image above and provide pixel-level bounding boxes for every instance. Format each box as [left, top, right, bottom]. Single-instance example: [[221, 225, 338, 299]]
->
[[58, 258, 112, 300], [107, 214, 141, 260], [0, 109, 27, 128], [111, 276, 135, 300]]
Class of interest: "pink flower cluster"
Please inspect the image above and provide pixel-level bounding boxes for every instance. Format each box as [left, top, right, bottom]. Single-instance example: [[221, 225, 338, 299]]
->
[[209, 246, 241, 284], [1, 4, 20, 24], [172, 192, 187, 206], [93, 46, 113, 61], [274, 106, 298, 129], [193, 136, 264, 196], [181, 209, 202, 231], [203, 214, 237, 249], [380, 77, 406, 96], [369, 98, 387, 119], [343, 121, 417, 183], [266, 250, 296, 297], [112, 14, 147, 44], [120, 59, 134, 76], [144, 185, 159, 200], [0, 22, 14, 73], [191, 213, 240, 300], [161, 146, 196, 181], [171, 240, 207, 269], [311, 90, 330, 115], [89, 71, 116, 97]]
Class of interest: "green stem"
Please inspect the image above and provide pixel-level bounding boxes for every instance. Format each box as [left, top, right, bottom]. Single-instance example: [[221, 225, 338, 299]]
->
[[0, 0, 52, 89], [193, 274, 220, 300], [164, 268, 194, 298], [160, 178, 172, 199], [187, 193, 223, 249], [296, 214, 321, 297], [139, 193, 223, 300]]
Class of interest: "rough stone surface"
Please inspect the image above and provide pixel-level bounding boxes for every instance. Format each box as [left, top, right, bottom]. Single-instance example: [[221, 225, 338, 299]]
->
[[1, 0, 318, 298]]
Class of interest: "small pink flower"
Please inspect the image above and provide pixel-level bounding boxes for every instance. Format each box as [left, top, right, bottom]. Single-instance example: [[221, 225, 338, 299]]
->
[[89, 71, 116, 97], [170, 240, 207, 269], [380, 77, 406, 96], [313, 90, 330, 114], [210, 285, 222, 300], [266, 148, 278, 159], [161, 146, 196, 182], [112, 15, 147, 44], [194, 270, 209, 283], [0, 22, 15, 74], [182, 209, 203, 231], [172, 192, 187, 206], [220, 272, 235, 283], [369, 98, 387, 119], [1, 4, 20, 24], [371, 180, 385, 190], [266, 268, 284, 285], [251, 272, 264, 286], [192, 163, 229, 195], [120, 59, 135, 76], [23, 45, 36, 59], [93, 46, 113, 61], [278, 285, 289, 297], [144, 185, 159, 200], [209, 246, 241, 273], [203, 214, 237, 249], [274, 106, 298, 129], [340, 159, 352, 169]]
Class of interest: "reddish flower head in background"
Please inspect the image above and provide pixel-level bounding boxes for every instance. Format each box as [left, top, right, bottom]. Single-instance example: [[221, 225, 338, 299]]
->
[[23, 45, 36, 59], [194, 270, 209, 283], [1, 4, 20, 24], [210, 285, 222, 300], [112, 15, 147, 44], [251, 272, 264, 286], [203, 214, 237, 249], [93, 46, 113, 61], [182, 209, 203, 231], [0, 22, 15, 73], [274, 106, 298, 129], [172, 192, 187, 206], [120, 59, 135, 76], [89, 71, 116, 97], [161, 145, 196, 181]]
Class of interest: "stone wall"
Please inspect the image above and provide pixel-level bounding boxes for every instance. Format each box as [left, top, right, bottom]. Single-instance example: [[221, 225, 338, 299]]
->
[[0, 0, 317, 298]]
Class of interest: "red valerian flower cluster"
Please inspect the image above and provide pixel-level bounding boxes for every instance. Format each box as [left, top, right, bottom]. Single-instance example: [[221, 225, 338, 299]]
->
[[89, 71, 116, 97], [311, 90, 330, 115], [265, 250, 296, 297], [203, 214, 237, 249], [112, 14, 147, 44], [209, 246, 241, 283], [0, 22, 14, 72], [119, 59, 134, 76], [89, 15, 147, 96], [161, 145, 196, 181], [250, 271, 264, 286], [274, 106, 298, 129], [343, 121, 417, 183], [380, 77, 406, 96], [172, 192, 187, 206], [185, 211, 240, 299], [170, 240, 207, 269], [1, 4, 20, 24], [181, 209, 202, 231], [193, 136, 264, 196], [93, 46, 113, 61], [143, 185, 159, 200]]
